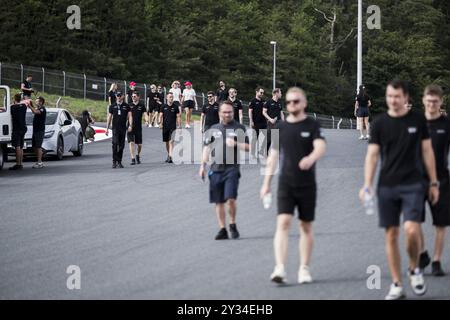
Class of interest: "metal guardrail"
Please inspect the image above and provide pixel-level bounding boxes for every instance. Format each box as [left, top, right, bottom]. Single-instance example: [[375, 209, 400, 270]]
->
[[0, 62, 355, 129]]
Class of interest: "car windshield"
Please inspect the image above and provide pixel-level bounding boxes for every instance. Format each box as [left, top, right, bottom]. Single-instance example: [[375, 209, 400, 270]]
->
[[26, 111, 58, 126]]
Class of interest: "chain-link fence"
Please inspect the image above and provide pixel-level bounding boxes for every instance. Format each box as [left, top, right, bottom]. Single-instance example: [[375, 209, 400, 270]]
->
[[0, 62, 356, 129]]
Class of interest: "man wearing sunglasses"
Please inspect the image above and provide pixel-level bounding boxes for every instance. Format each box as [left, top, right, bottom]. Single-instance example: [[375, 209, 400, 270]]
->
[[229, 88, 243, 124], [261, 87, 326, 285], [201, 91, 220, 133], [248, 87, 267, 157]]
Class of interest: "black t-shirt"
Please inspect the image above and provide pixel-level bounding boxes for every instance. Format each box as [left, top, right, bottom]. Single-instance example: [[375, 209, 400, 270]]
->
[[206, 120, 248, 172], [33, 105, 47, 132], [264, 98, 283, 120], [249, 98, 266, 125], [356, 95, 371, 109], [109, 91, 117, 105], [148, 92, 160, 109], [369, 111, 430, 187], [202, 102, 220, 127], [216, 88, 228, 102], [230, 99, 243, 122], [157, 92, 165, 104], [129, 102, 146, 131], [109, 103, 131, 131], [22, 80, 33, 96], [161, 103, 180, 129], [427, 115, 450, 180], [11, 103, 28, 132], [272, 117, 325, 187]]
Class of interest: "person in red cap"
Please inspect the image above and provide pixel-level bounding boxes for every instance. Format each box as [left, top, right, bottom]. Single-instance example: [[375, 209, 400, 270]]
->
[[181, 81, 198, 129], [127, 82, 137, 104]]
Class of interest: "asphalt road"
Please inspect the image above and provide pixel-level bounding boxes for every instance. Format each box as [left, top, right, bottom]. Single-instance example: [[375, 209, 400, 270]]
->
[[0, 126, 449, 300]]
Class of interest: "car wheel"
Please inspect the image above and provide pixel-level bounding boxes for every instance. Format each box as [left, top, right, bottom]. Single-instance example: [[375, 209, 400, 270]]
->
[[56, 136, 64, 161], [73, 134, 84, 157]]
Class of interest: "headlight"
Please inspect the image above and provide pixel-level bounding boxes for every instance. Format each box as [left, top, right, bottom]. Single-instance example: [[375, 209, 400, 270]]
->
[[44, 130, 55, 138]]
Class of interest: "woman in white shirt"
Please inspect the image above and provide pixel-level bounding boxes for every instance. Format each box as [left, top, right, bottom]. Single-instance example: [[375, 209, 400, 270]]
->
[[181, 81, 198, 129], [169, 81, 182, 113]]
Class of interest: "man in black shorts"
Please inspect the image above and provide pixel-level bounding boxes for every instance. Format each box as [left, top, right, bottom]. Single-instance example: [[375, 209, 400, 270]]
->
[[228, 88, 243, 124], [216, 81, 228, 103], [418, 84, 450, 277], [106, 92, 132, 169], [360, 80, 439, 300], [261, 87, 326, 284], [28, 96, 47, 169], [21, 75, 34, 99], [9, 94, 28, 170], [128, 92, 148, 165], [263, 88, 285, 151], [200, 92, 220, 132], [248, 87, 267, 157], [199, 101, 249, 240], [159, 92, 181, 164]]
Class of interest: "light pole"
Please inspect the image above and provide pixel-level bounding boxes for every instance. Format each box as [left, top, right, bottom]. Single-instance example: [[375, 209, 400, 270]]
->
[[270, 41, 277, 91], [357, 0, 363, 91]]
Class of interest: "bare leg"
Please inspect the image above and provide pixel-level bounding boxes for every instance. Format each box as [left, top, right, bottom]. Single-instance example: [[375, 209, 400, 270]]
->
[[404, 221, 421, 271], [216, 203, 226, 229], [129, 142, 135, 160], [168, 140, 174, 157], [433, 227, 447, 262], [227, 199, 236, 224], [274, 214, 292, 267], [386, 227, 402, 284], [185, 108, 189, 127], [299, 221, 314, 267], [137, 144, 142, 157], [15, 148, 23, 166], [364, 117, 370, 136]]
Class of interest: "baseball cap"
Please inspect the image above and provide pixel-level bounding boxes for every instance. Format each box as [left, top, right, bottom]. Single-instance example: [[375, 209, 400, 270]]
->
[[130, 82, 136, 87], [116, 91, 123, 97], [184, 81, 192, 86]]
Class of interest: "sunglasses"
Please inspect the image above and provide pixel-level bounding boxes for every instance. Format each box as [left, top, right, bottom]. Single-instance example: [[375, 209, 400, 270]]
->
[[286, 99, 302, 105], [207, 95, 214, 98]]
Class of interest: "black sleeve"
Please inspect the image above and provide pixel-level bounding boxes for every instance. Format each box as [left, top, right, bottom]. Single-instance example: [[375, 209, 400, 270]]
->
[[369, 117, 381, 145], [312, 121, 325, 141], [420, 114, 430, 140], [248, 100, 254, 110]]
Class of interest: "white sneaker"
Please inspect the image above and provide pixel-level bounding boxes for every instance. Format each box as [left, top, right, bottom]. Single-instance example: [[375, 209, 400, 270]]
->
[[186, 124, 191, 129], [385, 283, 406, 300], [270, 265, 287, 284], [359, 135, 365, 140], [409, 268, 427, 296], [365, 135, 370, 140], [155, 124, 159, 128], [148, 124, 153, 128], [298, 265, 313, 284], [32, 162, 44, 169]]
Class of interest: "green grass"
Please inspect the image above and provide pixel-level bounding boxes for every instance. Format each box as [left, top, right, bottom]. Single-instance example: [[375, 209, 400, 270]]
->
[[32, 93, 200, 123]]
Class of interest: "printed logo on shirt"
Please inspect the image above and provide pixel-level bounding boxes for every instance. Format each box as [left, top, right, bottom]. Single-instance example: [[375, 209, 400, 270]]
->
[[437, 129, 446, 134], [301, 132, 311, 138], [408, 127, 417, 134]]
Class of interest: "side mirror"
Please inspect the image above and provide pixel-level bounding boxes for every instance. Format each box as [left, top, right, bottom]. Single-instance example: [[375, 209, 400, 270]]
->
[[63, 120, 72, 126]]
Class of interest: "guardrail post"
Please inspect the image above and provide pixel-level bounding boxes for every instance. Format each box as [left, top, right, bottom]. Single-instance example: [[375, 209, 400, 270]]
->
[[164, 87, 167, 104], [337, 118, 343, 130], [42, 67, 45, 93], [144, 84, 147, 106], [20, 64, 24, 82], [104, 78, 107, 101], [350, 118, 352, 130], [63, 71, 66, 96], [202, 92, 205, 106], [332, 116, 335, 129], [0, 62, 2, 85], [83, 74, 87, 100], [314, 113, 317, 120]]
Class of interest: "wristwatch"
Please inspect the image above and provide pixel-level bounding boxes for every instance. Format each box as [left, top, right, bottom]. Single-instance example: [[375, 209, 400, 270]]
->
[[430, 181, 440, 188]]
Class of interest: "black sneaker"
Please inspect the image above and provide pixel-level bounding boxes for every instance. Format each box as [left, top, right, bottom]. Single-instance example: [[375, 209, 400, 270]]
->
[[229, 224, 240, 239], [112, 162, 117, 169], [432, 261, 446, 277], [215, 228, 229, 240], [130, 159, 136, 165], [9, 164, 23, 171], [117, 162, 124, 169], [168, 157, 174, 164], [419, 251, 431, 270], [165, 156, 170, 163], [136, 155, 141, 164]]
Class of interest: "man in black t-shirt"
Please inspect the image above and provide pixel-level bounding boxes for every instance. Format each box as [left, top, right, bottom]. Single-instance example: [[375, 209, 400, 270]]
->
[[248, 87, 267, 157], [21, 75, 34, 99], [199, 101, 250, 240], [261, 87, 326, 285], [360, 80, 439, 300], [263, 88, 285, 152], [9, 94, 28, 170], [228, 88, 243, 124], [201, 92, 220, 132], [106, 92, 133, 169], [159, 92, 181, 164], [128, 92, 148, 165], [28, 96, 47, 169], [215, 81, 228, 103], [418, 84, 450, 277]]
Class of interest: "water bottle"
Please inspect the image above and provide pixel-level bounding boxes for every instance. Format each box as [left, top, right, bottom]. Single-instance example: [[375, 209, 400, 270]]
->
[[363, 189, 375, 216], [263, 193, 272, 210]]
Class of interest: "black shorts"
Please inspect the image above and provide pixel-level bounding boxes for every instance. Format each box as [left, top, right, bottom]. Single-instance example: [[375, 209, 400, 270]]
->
[[377, 183, 425, 228], [127, 129, 143, 144], [277, 182, 317, 222], [357, 107, 369, 118], [209, 167, 241, 204], [162, 128, 176, 142], [422, 177, 450, 227], [11, 131, 26, 148], [183, 100, 195, 109], [32, 131, 45, 148]]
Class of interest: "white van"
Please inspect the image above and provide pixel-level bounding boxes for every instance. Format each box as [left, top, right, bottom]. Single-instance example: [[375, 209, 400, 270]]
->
[[0, 85, 12, 170]]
